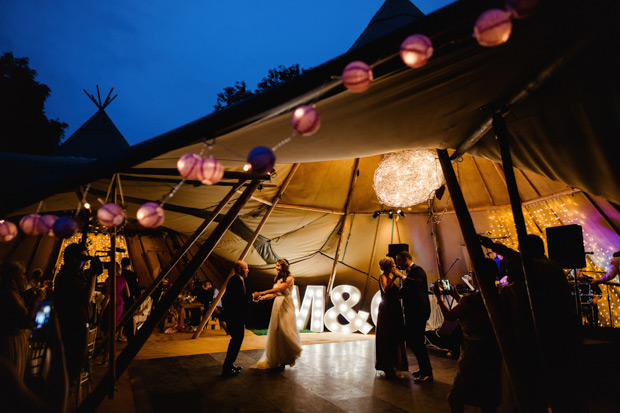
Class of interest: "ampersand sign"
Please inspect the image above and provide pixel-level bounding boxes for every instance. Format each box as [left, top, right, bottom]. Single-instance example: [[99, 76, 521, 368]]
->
[[324, 285, 373, 334]]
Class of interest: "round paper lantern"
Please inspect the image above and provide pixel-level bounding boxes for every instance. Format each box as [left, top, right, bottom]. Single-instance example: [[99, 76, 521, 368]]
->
[[0, 220, 18, 242], [137, 202, 165, 229], [177, 153, 203, 180], [52, 216, 78, 239], [373, 150, 444, 207], [291, 105, 320, 136], [97, 203, 125, 228], [198, 156, 224, 185], [37, 214, 58, 236], [400, 34, 434, 68], [506, 0, 538, 18], [474, 9, 513, 47], [342, 61, 373, 93], [247, 146, 276, 175], [20, 214, 41, 235]]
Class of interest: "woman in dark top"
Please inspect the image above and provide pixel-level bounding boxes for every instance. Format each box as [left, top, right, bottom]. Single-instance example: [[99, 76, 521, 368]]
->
[[0, 261, 41, 379], [375, 256, 408, 379]]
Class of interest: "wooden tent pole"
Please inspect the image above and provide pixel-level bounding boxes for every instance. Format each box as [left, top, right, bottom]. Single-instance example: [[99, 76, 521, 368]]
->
[[80, 180, 262, 412], [327, 158, 360, 295], [192, 164, 300, 339], [361, 214, 381, 307], [115, 181, 244, 331], [437, 149, 542, 412]]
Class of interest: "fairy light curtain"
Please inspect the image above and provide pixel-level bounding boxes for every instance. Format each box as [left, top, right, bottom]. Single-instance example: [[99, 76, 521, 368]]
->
[[54, 232, 129, 284]]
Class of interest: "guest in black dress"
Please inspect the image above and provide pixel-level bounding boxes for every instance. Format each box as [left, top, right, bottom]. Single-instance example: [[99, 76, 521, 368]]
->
[[375, 257, 408, 379]]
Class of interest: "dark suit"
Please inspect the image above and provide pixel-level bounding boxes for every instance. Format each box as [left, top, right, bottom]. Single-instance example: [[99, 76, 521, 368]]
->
[[222, 273, 251, 370], [400, 263, 433, 376]]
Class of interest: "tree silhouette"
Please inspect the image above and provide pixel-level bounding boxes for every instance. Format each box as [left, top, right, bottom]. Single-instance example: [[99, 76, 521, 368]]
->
[[214, 64, 307, 110], [0, 52, 67, 155]]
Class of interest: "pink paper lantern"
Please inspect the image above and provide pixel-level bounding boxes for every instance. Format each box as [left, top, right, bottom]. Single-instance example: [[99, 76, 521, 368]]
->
[[37, 215, 58, 236], [400, 34, 434, 69], [97, 203, 125, 228], [20, 214, 41, 235], [342, 61, 373, 93], [474, 9, 513, 47], [505, 0, 538, 19], [198, 156, 224, 185], [247, 146, 276, 175], [0, 220, 18, 242], [52, 217, 78, 239], [291, 105, 320, 136], [137, 202, 165, 229], [177, 153, 203, 180]]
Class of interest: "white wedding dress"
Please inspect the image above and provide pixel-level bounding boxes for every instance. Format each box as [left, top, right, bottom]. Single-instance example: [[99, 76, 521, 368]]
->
[[252, 280, 302, 369]]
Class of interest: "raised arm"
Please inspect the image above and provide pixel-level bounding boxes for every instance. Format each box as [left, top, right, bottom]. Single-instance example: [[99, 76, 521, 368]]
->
[[258, 276, 293, 297], [432, 283, 465, 321]]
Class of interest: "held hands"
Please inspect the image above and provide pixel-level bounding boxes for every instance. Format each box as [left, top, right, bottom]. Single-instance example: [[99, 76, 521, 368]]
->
[[252, 291, 260, 302]]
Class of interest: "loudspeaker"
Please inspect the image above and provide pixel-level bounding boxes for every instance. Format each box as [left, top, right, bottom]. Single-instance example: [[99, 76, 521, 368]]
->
[[546, 225, 586, 269], [387, 243, 409, 259]]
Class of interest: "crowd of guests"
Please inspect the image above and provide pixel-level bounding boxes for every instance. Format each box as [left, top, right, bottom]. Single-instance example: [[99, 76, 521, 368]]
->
[[374, 237, 619, 412], [0, 243, 154, 411]]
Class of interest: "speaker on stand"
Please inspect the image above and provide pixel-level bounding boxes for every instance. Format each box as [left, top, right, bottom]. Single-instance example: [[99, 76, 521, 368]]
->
[[545, 224, 586, 322]]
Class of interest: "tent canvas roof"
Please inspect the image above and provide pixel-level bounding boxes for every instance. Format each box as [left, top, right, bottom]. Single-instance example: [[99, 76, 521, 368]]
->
[[2, 0, 620, 287]]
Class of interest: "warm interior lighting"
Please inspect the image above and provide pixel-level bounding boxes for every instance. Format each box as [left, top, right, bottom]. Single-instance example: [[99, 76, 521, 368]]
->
[[373, 150, 444, 207]]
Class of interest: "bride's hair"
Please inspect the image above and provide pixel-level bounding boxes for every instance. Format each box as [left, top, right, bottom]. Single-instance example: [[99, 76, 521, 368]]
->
[[274, 258, 291, 282]]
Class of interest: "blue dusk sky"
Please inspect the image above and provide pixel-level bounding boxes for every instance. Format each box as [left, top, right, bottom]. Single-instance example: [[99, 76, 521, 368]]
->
[[1, 1, 454, 146]]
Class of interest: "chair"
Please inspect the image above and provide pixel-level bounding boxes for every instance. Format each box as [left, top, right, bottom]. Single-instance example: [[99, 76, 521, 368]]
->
[[77, 327, 98, 404]]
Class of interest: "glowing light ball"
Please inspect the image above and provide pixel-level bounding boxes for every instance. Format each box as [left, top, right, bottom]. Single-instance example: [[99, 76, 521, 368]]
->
[[400, 34, 434, 68], [176, 153, 202, 180], [373, 150, 444, 207], [137, 202, 165, 229], [198, 156, 224, 185], [342, 61, 373, 93], [247, 146, 276, 175], [37, 215, 58, 236], [474, 9, 513, 47], [0, 220, 18, 242], [97, 203, 125, 228], [52, 217, 78, 239], [20, 214, 41, 235], [506, 0, 538, 18], [291, 105, 320, 136]]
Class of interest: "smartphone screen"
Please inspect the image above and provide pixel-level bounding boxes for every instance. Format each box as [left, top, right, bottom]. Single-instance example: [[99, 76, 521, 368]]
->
[[32, 300, 52, 338]]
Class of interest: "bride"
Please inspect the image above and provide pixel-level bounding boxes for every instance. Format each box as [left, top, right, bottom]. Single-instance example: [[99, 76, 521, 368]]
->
[[252, 258, 302, 369]]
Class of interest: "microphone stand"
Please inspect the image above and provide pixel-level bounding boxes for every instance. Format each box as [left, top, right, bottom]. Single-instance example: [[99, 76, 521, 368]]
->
[[443, 258, 460, 278]]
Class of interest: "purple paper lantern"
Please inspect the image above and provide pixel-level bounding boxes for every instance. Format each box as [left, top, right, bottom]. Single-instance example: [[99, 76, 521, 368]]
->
[[247, 146, 276, 175], [137, 202, 165, 229], [177, 153, 203, 180], [474, 9, 513, 47], [506, 0, 538, 18], [20, 214, 41, 235], [52, 217, 78, 239], [198, 156, 224, 185], [342, 61, 373, 93], [97, 203, 125, 228], [400, 34, 434, 69], [291, 105, 320, 136], [37, 215, 58, 236], [0, 220, 18, 242]]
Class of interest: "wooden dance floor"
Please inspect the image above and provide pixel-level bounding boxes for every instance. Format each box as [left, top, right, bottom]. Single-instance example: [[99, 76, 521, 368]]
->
[[115, 329, 469, 412], [94, 329, 619, 412]]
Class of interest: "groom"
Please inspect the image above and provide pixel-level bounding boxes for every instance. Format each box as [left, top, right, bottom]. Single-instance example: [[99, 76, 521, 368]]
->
[[221, 260, 252, 376]]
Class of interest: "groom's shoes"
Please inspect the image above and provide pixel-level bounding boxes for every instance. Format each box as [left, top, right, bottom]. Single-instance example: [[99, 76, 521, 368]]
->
[[413, 374, 433, 384], [222, 366, 240, 377], [232, 365, 242, 372]]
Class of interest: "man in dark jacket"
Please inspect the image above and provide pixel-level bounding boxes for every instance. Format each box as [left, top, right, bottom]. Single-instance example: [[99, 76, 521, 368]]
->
[[396, 251, 433, 383], [54, 243, 102, 384], [221, 260, 252, 376]]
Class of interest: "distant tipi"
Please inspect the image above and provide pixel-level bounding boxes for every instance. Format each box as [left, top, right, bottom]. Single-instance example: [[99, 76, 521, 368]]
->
[[53, 86, 129, 158], [348, 0, 425, 51]]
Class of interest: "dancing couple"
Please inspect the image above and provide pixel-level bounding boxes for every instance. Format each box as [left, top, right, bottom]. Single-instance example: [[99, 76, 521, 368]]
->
[[221, 258, 301, 376]]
